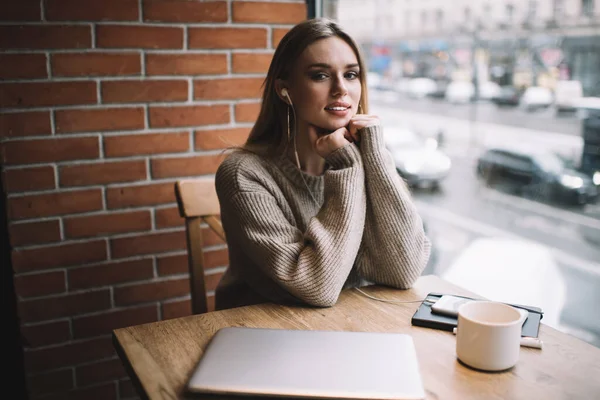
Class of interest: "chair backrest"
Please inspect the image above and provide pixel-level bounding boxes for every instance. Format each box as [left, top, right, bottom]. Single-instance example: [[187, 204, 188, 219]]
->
[[174, 178, 225, 314]]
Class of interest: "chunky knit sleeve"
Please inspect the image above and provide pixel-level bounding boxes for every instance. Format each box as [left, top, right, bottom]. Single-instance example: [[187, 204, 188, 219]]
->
[[216, 144, 366, 307], [355, 125, 431, 288]]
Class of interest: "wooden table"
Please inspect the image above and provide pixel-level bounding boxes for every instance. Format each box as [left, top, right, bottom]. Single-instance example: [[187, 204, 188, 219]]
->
[[113, 275, 600, 399]]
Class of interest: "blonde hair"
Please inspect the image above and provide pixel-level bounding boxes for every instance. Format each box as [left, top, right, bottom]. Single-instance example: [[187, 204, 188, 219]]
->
[[243, 18, 369, 157]]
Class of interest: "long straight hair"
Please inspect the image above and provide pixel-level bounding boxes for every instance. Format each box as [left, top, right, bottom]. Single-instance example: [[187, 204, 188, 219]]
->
[[244, 18, 369, 157]]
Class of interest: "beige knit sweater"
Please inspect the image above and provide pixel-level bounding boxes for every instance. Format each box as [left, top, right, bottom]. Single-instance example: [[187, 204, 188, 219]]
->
[[214, 125, 431, 310]]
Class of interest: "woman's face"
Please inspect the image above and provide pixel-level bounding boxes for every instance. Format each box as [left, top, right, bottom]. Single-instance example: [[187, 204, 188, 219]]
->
[[286, 37, 362, 133]]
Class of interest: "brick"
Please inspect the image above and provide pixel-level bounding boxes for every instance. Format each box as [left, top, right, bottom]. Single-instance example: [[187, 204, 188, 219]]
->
[[52, 53, 141, 77], [114, 277, 189, 306], [143, 0, 227, 22], [64, 210, 151, 238], [157, 254, 187, 275], [55, 107, 144, 134], [73, 305, 157, 339], [2, 136, 99, 165], [59, 160, 147, 187], [96, 25, 183, 49], [1, 137, 99, 165], [146, 53, 227, 75], [149, 105, 229, 128], [0, 111, 51, 138], [104, 131, 190, 157], [232, 52, 272, 73], [69, 259, 154, 290], [0, 0, 41, 21], [194, 77, 263, 100], [19, 291, 111, 324], [42, 382, 118, 400], [151, 154, 224, 179], [12, 240, 107, 272], [14, 271, 66, 298], [0, 53, 47, 79], [235, 102, 261, 122], [3, 166, 55, 193], [23, 336, 113, 372], [0, 25, 91, 49], [76, 359, 128, 387], [46, 0, 139, 21], [8, 189, 103, 220], [0, 81, 97, 108], [189, 27, 267, 49], [162, 298, 191, 320], [232, 1, 306, 23], [106, 182, 175, 208], [110, 231, 186, 258], [9, 220, 61, 247], [155, 206, 183, 229], [27, 369, 73, 398], [157, 247, 228, 276], [102, 80, 188, 103], [272, 28, 291, 48], [21, 321, 70, 348], [119, 379, 136, 398], [194, 127, 250, 150]]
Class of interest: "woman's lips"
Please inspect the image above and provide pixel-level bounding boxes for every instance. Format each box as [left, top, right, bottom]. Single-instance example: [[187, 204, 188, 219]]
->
[[324, 106, 350, 117]]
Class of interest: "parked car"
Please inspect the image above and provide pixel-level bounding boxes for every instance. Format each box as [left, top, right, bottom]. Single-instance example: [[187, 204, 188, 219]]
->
[[407, 78, 437, 99], [445, 81, 474, 104], [491, 86, 522, 107], [427, 79, 449, 100], [476, 146, 599, 206], [383, 127, 452, 189], [554, 80, 583, 113], [477, 81, 502, 100], [520, 86, 553, 111]]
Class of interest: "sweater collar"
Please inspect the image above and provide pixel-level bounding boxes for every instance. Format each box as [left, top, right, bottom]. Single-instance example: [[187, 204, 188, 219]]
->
[[274, 155, 324, 192]]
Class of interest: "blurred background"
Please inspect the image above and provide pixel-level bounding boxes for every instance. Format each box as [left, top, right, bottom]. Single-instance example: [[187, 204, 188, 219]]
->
[[322, 0, 600, 347]]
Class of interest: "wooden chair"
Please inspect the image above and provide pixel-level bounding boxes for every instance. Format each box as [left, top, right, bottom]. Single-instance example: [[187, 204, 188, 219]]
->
[[174, 178, 225, 314]]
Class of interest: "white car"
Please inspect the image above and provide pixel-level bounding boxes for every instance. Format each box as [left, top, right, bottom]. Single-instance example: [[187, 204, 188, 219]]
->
[[407, 78, 437, 99], [520, 86, 553, 111], [383, 127, 451, 189], [554, 80, 583, 112], [478, 81, 502, 100], [445, 81, 474, 104]]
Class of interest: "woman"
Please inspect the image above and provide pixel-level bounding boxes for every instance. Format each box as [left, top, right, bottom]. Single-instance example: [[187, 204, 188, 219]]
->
[[214, 18, 431, 310]]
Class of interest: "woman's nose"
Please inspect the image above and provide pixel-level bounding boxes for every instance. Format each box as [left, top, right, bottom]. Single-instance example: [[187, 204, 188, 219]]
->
[[331, 75, 348, 96]]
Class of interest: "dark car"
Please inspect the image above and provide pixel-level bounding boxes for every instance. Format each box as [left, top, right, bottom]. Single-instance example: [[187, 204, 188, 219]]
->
[[490, 86, 521, 107], [476, 147, 599, 206]]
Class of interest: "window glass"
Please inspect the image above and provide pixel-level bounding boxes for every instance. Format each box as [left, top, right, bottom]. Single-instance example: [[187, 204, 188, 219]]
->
[[324, 0, 600, 349]]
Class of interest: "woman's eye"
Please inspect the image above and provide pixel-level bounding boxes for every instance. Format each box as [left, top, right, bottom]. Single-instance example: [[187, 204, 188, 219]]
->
[[346, 71, 360, 79], [311, 73, 328, 81]]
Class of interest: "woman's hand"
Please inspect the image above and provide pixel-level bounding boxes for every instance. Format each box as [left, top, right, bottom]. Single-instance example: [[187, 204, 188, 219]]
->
[[309, 124, 353, 158], [347, 115, 380, 143]]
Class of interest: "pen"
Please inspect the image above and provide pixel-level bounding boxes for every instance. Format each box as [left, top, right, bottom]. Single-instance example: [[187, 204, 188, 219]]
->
[[452, 328, 543, 349]]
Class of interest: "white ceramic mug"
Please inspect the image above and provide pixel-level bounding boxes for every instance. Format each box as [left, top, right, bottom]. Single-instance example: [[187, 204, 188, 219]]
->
[[456, 301, 526, 371]]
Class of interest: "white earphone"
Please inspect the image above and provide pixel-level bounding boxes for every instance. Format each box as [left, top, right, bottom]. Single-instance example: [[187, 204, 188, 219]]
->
[[281, 88, 288, 98]]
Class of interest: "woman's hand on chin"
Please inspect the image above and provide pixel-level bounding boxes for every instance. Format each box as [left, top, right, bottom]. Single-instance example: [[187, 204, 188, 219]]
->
[[347, 115, 380, 142], [308, 124, 352, 158]]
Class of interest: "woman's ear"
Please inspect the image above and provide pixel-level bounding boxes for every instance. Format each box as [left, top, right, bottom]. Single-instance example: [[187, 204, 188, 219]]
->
[[275, 79, 290, 104]]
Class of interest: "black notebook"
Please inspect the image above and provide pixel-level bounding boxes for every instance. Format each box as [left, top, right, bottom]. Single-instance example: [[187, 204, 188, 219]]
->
[[411, 292, 543, 338]]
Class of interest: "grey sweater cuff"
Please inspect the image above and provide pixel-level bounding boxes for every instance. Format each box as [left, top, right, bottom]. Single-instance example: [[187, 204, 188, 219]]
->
[[325, 142, 362, 169]]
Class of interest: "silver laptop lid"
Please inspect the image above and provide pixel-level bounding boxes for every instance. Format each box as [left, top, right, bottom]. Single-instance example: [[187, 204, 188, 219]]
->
[[187, 327, 425, 400]]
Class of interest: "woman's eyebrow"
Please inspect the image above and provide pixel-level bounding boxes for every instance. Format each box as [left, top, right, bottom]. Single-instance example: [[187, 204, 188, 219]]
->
[[307, 63, 360, 69]]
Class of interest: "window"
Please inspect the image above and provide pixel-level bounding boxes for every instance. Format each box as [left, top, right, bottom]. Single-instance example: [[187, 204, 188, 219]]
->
[[506, 3, 515, 23], [527, 0, 538, 20], [322, 0, 600, 352], [582, 0, 594, 16]]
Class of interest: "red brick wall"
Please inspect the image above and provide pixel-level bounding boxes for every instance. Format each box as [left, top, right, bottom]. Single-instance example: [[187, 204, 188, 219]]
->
[[0, 1, 306, 399]]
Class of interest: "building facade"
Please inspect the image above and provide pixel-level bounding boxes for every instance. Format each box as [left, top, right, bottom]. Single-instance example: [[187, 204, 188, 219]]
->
[[328, 0, 600, 93]]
